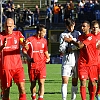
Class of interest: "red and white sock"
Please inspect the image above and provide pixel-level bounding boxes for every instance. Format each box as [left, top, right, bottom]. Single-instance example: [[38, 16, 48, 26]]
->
[[38, 96, 43, 100], [32, 93, 36, 100]]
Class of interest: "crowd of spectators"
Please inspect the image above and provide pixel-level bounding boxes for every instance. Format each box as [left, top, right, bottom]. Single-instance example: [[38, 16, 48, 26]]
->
[[2, 0, 40, 27], [76, 0, 100, 23], [1, 0, 100, 28]]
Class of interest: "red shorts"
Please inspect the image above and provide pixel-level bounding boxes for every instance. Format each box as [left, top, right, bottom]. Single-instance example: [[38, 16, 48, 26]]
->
[[28, 66, 46, 82], [78, 65, 98, 82], [98, 64, 100, 75], [1, 67, 25, 89]]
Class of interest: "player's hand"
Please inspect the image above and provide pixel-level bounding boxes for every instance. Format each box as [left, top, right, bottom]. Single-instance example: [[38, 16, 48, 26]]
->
[[46, 58, 50, 63], [64, 36, 72, 42], [96, 40, 100, 50], [3, 38, 7, 47]]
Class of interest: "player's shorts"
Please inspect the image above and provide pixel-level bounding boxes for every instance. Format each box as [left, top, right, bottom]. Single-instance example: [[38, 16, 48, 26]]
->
[[78, 65, 98, 82], [28, 66, 46, 82], [1, 67, 25, 89], [61, 65, 78, 78], [97, 64, 100, 75]]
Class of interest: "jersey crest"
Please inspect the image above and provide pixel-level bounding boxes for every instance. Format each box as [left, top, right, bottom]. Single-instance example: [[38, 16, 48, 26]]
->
[[42, 43, 44, 48], [14, 38, 17, 44], [87, 36, 92, 41]]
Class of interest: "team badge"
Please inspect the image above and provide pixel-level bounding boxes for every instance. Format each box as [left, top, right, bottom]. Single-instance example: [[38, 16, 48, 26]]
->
[[14, 38, 17, 44], [87, 36, 92, 40], [42, 43, 44, 48]]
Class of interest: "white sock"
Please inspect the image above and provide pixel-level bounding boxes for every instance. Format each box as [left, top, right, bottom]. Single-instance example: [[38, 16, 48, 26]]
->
[[38, 96, 43, 98], [71, 86, 78, 100], [61, 84, 67, 100]]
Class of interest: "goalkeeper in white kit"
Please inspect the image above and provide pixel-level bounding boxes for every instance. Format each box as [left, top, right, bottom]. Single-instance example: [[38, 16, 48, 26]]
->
[[59, 18, 81, 100]]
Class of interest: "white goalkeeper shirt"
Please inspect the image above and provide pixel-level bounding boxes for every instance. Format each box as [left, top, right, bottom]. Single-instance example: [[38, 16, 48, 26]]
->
[[59, 30, 81, 66]]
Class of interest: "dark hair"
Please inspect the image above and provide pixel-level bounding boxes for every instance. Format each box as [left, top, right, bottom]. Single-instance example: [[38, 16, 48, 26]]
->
[[36, 24, 46, 33], [65, 18, 75, 27], [83, 20, 90, 27]]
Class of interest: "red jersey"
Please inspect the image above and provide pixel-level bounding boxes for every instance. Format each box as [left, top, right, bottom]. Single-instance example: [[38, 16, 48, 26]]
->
[[95, 32, 100, 64], [0, 31, 24, 69], [26, 36, 48, 69], [78, 33, 98, 67]]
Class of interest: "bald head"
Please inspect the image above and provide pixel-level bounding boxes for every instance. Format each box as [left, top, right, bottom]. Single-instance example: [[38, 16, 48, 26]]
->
[[5, 18, 15, 34]]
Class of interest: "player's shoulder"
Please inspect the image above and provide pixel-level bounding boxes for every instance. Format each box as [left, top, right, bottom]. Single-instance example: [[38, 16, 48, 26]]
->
[[26, 35, 35, 41], [41, 37, 47, 43], [73, 30, 81, 35], [60, 30, 69, 36], [13, 30, 22, 36]]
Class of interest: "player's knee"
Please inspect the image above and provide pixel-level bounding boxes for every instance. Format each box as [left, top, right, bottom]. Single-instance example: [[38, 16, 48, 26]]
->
[[80, 80, 86, 86], [18, 82, 26, 94]]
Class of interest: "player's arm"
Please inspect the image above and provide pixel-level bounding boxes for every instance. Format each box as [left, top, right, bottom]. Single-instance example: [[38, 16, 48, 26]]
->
[[22, 41, 34, 63], [59, 34, 69, 54], [44, 51, 50, 63], [71, 40, 85, 49], [0, 38, 7, 52], [64, 36, 85, 49]]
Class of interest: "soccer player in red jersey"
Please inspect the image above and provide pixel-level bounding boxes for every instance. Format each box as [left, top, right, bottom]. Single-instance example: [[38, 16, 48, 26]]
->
[[0, 18, 27, 100], [23, 24, 50, 100], [64, 21, 98, 100], [90, 20, 100, 100]]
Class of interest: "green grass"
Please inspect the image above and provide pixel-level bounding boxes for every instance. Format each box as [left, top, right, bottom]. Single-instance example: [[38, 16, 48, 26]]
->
[[9, 64, 97, 100]]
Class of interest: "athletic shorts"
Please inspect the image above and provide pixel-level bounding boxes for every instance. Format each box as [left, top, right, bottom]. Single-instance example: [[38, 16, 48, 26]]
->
[[28, 66, 46, 82], [78, 65, 98, 82], [61, 65, 78, 78], [1, 67, 25, 89], [97, 64, 100, 75]]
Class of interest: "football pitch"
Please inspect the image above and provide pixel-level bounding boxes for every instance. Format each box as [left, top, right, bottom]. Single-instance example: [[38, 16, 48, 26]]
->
[[9, 64, 93, 100]]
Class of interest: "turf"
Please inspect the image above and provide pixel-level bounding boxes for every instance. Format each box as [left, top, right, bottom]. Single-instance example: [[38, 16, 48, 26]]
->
[[9, 64, 95, 100]]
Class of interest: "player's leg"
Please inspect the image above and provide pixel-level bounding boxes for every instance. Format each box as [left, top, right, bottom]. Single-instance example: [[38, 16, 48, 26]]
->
[[38, 79, 45, 100], [14, 68, 26, 100], [96, 64, 100, 100], [61, 76, 69, 100], [78, 66, 88, 100], [71, 66, 78, 100], [1, 70, 12, 100], [17, 82, 26, 100], [28, 68, 37, 100], [71, 78, 78, 100], [2, 87, 10, 100], [96, 75, 100, 100], [31, 81, 37, 100], [89, 65, 98, 100], [61, 65, 72, 100], [80, 79, 87, 100], [37, 66, 46, 100]]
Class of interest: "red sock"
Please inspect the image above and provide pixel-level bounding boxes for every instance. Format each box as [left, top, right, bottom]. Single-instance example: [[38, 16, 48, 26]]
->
[[19, 93, 26, 100], [32, 94, 36, 100], [80, 86, 86, 100], [38, 97, 43, 100], [90, 85, 96, 100]]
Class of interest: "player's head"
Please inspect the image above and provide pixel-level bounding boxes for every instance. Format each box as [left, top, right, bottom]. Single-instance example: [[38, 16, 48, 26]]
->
[[91, 20, 100, 35], [4, 18, 15, 34], [36, 24, 46, 38], [81, 21, 90, 34], [65, 18, 75, 32]]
